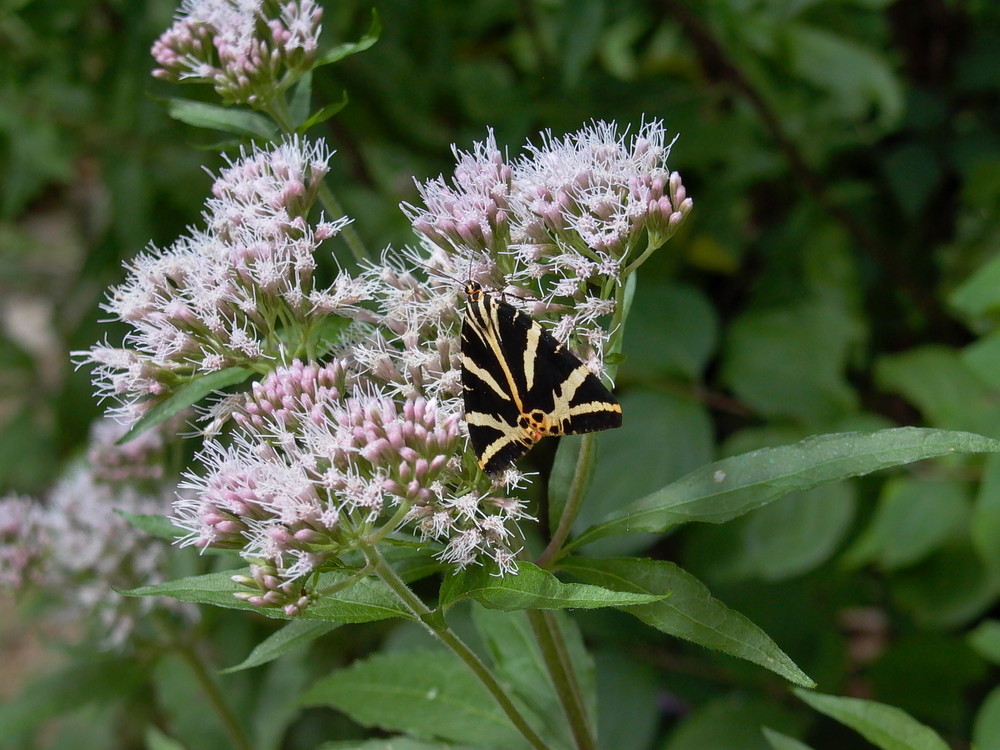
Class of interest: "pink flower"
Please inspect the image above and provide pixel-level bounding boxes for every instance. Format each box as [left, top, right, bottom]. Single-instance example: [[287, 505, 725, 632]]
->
[[75, 138, 365, 425], [151, 0, 323, 105]]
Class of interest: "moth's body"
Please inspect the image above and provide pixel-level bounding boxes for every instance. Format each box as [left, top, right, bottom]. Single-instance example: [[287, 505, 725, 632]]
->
[[460, 281, 623, 474]]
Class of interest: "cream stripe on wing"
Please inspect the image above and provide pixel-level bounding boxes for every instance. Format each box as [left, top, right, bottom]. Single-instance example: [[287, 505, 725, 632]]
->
[[469, 295, 526, 413], [522, 322, 541, 391], [550, 366, 622, 421], [462, 355, 511, 401]]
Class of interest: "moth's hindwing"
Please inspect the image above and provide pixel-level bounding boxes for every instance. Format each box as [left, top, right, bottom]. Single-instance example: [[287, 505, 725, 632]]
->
[[461, 282, 623, 474]]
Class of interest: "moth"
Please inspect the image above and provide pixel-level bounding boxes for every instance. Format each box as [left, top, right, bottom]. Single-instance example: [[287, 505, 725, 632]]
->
[[460, 281, 623, 473]]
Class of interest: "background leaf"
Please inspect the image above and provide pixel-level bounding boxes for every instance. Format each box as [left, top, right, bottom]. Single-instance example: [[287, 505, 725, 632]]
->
[[572, 428, 1000, 550], [302, 649, 528, 748], [127, 569, 412, 623], [560, 557, 813, 687], [440, 561, 665, 611], [793, 689, 951, 750]]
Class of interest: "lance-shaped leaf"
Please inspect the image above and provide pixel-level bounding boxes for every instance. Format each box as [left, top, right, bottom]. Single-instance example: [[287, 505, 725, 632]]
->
[[762, 727, 815, 750], [125, 569, 411, 623], [794, 689, 950, 750], [439, 561, 665, 611], [316, 10, 381, 66], [117, 366, 253, 445], [221, 620, 339, 674], [115, 510, 182, 541], [302, 649, 526, 748], [559, 557, 813, 687], [569, 428, 1000, 551], [165, 99, 279, 139]]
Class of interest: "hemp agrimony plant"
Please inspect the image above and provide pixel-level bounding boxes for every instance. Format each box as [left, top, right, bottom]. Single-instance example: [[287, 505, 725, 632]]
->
[[7, 2, 1000, 748]]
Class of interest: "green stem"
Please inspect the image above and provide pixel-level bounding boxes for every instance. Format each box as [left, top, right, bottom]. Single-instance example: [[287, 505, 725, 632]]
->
[[176, 643, 254, 750], [536, 433, 597, 569], [263, 96, 371, 264], [363, 547, 549, 750], [317, 181, 370, 264], [622, 237, 664, 278], [527, 610, 596, 750], [603, 271, 636, 382]]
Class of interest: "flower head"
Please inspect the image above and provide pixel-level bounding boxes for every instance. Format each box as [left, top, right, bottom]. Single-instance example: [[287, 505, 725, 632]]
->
[[151, 0, 323, 105], [406, 119, 692, 376], [75, 137, 367, 425], [0, 495, 47, 590], [1, 414, 192, 650]]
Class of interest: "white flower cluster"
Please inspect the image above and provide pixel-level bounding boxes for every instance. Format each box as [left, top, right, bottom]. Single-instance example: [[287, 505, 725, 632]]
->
[[78, 137, 368, 425], [0, 419, 190, 650], [404, 120, 692, 375], [151, 0, 323, 105]]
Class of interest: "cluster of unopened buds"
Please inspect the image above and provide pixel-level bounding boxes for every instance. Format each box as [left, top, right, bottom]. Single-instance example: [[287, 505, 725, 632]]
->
[[151, 0, 324, 105]]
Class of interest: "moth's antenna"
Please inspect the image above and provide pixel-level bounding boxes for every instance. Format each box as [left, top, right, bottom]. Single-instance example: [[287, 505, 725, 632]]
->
[[464, 249, 475, 284]]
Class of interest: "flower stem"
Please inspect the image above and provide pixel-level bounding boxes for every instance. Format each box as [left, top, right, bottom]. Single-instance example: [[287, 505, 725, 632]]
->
[[263, 95, 372, 264], [177, 642, 254, 750], [363, 546, 549, 750], [536, 432, 597, 569], [527, 609, 596, 750], [317, 181, 371, 264]]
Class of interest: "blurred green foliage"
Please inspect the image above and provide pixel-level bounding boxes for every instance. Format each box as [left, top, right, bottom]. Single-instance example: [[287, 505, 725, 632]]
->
[[4, 0, 1000, 748]]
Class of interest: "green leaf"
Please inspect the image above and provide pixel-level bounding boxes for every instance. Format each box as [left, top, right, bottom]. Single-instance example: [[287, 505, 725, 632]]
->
[[962, 333, 1000, 390], [302, 649, 526, 747], [221, 620, 339, 673], [721, 299, 861, 424], [316, 10, 381, 66], [472, 607, 590, 748], [882, 142, 941, 218], [891, 542, 997, 628], [593, 651, 660, 750], [308, 313, 354, 358], [288, 69, 313, 127], [570, 428, 1000, 551], [973, 686, 1000, 750], [145, 726, 187, 750], [730, 482, 856, 581], [842, 477, 969, 571], [950, 253, 1000, 317], [974, 453, 1000, 575], [251, 644, 315, 750], [559, 0, 605, 89], [967, 620, 1000, 664], [876, 346, 1000, 437], [439, 561, 665, 611], [547, 434, 595, 535], [665, 694, 800, 750], [164, 99, 279, 139], [559, 557, 814, 687], [867, 631, 986, 732], [298, 91, 349, 133], [762, 727, 815, 750], [794, 689, 951, 750], [624, 281, 718, 380], [117, 366, 253, 445], [126, 568, 412, 623], [116, 511, 181, 541], [579, 389, 713, 555], [0, 656, 151, 740], [0, 405, 57, 491], [784, 22, 903, 127]]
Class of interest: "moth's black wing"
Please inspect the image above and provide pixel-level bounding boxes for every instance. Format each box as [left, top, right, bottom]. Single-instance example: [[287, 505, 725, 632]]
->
[[462, 288, 622, 474], [521, 326, 624, 436], [461, 294, 536, 472]]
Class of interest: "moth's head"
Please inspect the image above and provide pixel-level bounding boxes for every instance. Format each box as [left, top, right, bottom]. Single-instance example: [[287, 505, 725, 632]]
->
[[463, 281, 484, 300]]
